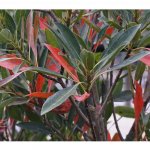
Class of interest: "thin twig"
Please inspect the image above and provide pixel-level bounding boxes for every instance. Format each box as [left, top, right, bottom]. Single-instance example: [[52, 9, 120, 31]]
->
[[110, 61, 124, 141]]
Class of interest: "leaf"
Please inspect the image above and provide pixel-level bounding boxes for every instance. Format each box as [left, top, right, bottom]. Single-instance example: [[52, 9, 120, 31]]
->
[[113, 90, 133, 102], [0, 10, 16, 34], [27, 92, 53, 99], [102, 50, 150, 74], [45, 44, 79, 82], [52, 100, 72, 114], [17, 122, 50, 135], [0, 29, 13, 43], [52, 23, 81, 60], [135, 62, 146, 80], [45, 29, 59, 47], [26, 10, 37, 65], [93, 25, 141, 75], [133, 81, 144, 122], [0, 66, 66, 87], [140, 55, 150, 66], [0, 54, 27, 71], [39, 17, 48, 30], [41, 84, 79, 115], [35, 74, 45, 92], [74, 92, 90, 102], [115, 106, 134, 118], [80, 49, 95, 71]]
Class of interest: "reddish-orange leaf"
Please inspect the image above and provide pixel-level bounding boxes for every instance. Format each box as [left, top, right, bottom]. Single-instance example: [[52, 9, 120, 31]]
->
[[112, 133, 121, 141], [105, 26, 114, 36], [35, 74, 45, 92], [74, 92, 90, 102], [133, 80, 144, 138], [0, 54, 27, 70], [39, 17, 48, 30], [45, 44, 79, 82], [133, 80, 144, 122], [27, 92, 53, 99]]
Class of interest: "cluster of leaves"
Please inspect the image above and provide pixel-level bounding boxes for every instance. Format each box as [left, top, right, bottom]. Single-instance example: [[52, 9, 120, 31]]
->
[[0, 10, 150, 141]]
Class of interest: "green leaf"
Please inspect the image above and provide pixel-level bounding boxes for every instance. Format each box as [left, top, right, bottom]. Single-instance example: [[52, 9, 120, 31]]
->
[[93, 25, 141, 76], [103, 50, 150, 74], [0, 97, 21, 109], [41, 84, 79, 115], [115, 106, 134, 118], [17, 122, 50, 135], [113, 90, 133, 102], [80, 49, 95, 70], [135, 62, 146, 80], [45, 29, 59, 47], [0, 67, 66, 87], [0, 29, 13, 43], [0, 10, 16, 34], [112, 79, 123, 96], [52, 23, 81, 60]]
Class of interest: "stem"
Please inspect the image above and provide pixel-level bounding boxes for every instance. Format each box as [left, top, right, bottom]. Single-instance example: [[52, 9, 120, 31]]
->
[[110, 61, 124, 141]]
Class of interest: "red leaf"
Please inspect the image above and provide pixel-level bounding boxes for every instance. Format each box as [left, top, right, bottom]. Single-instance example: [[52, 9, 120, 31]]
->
[[133, 80, 144, 138], [140, 55, 150, 66], [105, 26, 114, 36], [45, 44, 79, 82], [0, 54, 27, 71], [35, 74, 45, 92], [46, 55, 60, 92], [39, 17, 48, 30], [74, 92, 90, 102], [27, 92, 53, 99], [133, 81, 144, 122], [140, 48, 150, 66]]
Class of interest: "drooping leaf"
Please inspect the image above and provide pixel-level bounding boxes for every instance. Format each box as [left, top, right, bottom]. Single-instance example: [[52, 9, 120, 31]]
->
[[0, 54, 27, 71], [41, 84, 79, 115], [45, 44, 79, 82], [0, 66, 66, 87], [101, 50, 150, 75]]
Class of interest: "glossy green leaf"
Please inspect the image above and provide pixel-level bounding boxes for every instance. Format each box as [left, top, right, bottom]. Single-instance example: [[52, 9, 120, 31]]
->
[[93, 25, 141, 76], [41, 84, 79, 115], [52, 23, 81, 60], [113, 90, 133, 102], [115, 106, 134, 118], [103, 50, 150, 74], [17, 122, 50, 135], [80, 49, 95, 70]]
